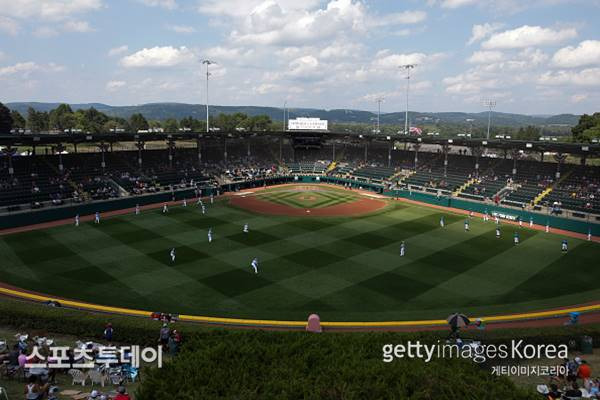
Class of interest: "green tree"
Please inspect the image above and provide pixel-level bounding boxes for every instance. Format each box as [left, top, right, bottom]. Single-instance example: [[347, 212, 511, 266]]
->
[[0, 102, 12, 133], [251, 115, 273, 131], [83, 107, 109, 134], [516, 125, 541, 140], [103, 120, 119, 133], [130, 113, 149, 132], [163, 118, 179, 133], [180, 116, 205, 131], [148, 120, 162, 130], [9, 110, 26, 130], [572, 113, 600, 142], [48, 103, 75, 131], [26, 107, 49, 133]]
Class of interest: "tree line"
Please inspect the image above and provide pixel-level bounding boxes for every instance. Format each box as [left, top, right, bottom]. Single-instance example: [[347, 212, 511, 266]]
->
[[572, 113, 600, 142], [0, 102, 274, 134]]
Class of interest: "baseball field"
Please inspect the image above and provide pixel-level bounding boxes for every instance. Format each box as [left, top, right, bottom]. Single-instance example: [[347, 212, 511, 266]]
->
[[1, 184, 598, 322]]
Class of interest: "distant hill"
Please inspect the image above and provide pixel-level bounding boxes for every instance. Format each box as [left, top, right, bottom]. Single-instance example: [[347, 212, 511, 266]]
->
[[5, 102, 580, 127]]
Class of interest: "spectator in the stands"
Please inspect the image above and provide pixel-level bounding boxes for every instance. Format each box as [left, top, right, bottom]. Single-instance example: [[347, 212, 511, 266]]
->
[[114, 386, 131, 400], [18, 349, 28, 367], [24, 375, 49, 400], [563, 382, 583, 398], [546, 383, 561, 399], [103, 323, 113, 343], [577, 359, 591, 386], [158, 323, 170, 349]]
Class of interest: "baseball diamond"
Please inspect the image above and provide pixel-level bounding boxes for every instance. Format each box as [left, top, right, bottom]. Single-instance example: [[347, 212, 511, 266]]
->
[[1, 184, 598, 323]]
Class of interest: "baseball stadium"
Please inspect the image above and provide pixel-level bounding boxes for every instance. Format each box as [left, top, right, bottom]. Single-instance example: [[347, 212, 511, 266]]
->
[[2, 0, 600, 397], [0, 129, 599, 399]]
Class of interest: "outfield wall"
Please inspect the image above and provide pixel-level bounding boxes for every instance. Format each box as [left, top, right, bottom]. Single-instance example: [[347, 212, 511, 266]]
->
[[2, 175, 597, 237], [384, 189, 600, 236]]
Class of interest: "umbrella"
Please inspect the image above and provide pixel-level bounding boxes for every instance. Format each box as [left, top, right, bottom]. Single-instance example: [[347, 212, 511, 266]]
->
[[447, 313, 470, 329]]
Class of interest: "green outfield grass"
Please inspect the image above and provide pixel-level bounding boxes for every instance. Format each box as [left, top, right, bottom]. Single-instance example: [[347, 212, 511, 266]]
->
[[1, 186, 599, 322]]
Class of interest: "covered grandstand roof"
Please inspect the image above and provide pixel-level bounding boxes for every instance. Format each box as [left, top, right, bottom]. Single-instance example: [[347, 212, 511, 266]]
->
[[0, 131, 598, 156]]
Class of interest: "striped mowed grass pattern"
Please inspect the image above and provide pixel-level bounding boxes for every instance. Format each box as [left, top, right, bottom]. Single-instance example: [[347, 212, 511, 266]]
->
[[0, 195, 598, 322]]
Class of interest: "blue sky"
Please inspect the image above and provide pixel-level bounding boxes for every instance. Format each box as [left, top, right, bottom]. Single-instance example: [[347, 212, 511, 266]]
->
[[0, 0, 599, 115]]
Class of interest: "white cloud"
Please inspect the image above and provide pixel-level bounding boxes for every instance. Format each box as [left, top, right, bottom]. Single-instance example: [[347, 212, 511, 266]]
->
[[440, 0, 477, 8], [229, 0, 369, 47], [371, 51, 444, 70], [368, 10, 427, 27], [467, 50, 504, 64], [167, 24, 196, 34], [253, 83, 282, 94], [482, 25, 577, 49], [443, 71, 501, 95], [108, 45, 129, 57], [467, 23, 503, 45], [47, 62, 65, 72], [106, 80, 126, 91], [318, 42, 362, 59], [0, 0, 103, 21], [120, 46, 195, 68], [361, 81, 432, 102], [63, 20, 94, 32], [538, 68, 600, 86], [136, 0, 176, 9], [0, 16, 20, 35], [288, 55, 320, 78], [32, 26, 58, 37], [552, 40, 600, 68], [204, 46, 254, 61], [570, 94, 588, 103], [197, 0, 321, 18], [0, 61, 39, 77], [202, 1, 425, 47]]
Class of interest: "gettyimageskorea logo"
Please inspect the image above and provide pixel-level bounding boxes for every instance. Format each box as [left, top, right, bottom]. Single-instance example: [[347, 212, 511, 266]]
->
[[382, 340, 568, 365]]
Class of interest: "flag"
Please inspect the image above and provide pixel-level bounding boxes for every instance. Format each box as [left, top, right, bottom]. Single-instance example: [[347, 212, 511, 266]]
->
[[409, 126, 422, 135]]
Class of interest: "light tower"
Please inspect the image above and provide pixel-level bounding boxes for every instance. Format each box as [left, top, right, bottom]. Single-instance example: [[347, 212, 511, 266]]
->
[[283, 100, 287, 131], [466, 118, 474, 137], [202, 59, 216, 133], [400, 64, 416, 135], [375, 97, 384, 134], [482, 99, 496, 140]]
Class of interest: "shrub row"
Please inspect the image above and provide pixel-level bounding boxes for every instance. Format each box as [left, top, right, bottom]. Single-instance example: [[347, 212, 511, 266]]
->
[[2, 298, 598, 399]]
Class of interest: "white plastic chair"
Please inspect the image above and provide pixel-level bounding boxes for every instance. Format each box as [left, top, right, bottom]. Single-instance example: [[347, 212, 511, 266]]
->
[[88, 369, 107, 387], [68, 369, 87, 386], [0, 386, 9, 400]]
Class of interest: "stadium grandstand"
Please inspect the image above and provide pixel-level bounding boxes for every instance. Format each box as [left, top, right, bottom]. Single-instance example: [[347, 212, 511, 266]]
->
[[1, 131, 599, 220]]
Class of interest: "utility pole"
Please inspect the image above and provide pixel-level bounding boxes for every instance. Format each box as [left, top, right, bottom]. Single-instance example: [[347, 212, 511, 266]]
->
[[466, 118, 474, 137], [283, 101, 287, 131], [375, 97, 384, 134], [400, 64, 416, 135], [202, 60, 216, 133], [482, 99, 496, 140]]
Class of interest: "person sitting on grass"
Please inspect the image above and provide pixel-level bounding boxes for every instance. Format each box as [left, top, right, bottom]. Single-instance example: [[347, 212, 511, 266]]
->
[[159, 323, 170, 349], [563, 382, 583, 398], [24, 375, 49, 400], [577, 359, 591, 387], [587, 379, 600, 398], [546, 383, 561, 400]]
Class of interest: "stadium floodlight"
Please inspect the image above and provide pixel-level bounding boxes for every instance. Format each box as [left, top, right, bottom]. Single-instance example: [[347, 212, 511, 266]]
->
[[400, 64, 416, 135], [375, 97, 384, 134], [466, 118, 474, 137], [202, 60, 217, 133], [482, 99, 496, 140], [283, 101, 287, 131]]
